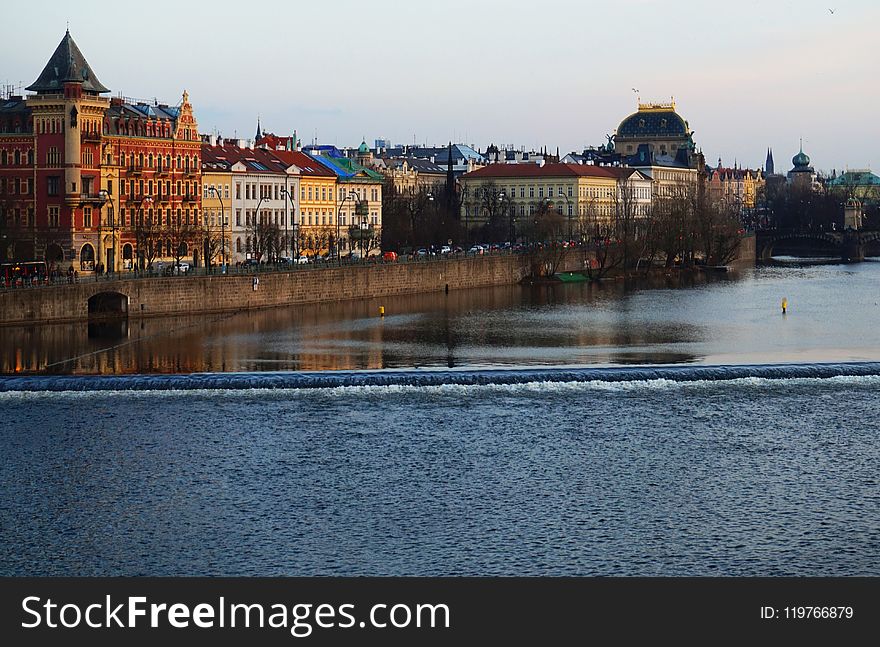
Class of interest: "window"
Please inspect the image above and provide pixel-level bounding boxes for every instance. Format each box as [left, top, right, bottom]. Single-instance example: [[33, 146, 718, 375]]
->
[[529, 186, 534, 198], [224, 184, 229, 199], [26, 178, 33, 195], [47, 176, 59, 196], [84, 206, 92, 228], [49, 206, 59, 228], [520, 187, 525, 198], [236, 210, 241, 226]]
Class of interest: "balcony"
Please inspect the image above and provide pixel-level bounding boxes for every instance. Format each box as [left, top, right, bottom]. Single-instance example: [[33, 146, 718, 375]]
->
[[127, 165, 142, 176], [83, 131, 102, 143], [79, 193, 107, 206], [182, 193, 198, 204], [156, 166, 170, 177]]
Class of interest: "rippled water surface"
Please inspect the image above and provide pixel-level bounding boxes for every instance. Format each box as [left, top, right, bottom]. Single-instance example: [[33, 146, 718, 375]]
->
[[1, 376, 878, 576], [1, 262, 879, 576]]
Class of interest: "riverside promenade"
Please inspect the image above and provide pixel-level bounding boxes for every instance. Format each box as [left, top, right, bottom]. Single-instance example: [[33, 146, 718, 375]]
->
[[0, 253, 584, 325]]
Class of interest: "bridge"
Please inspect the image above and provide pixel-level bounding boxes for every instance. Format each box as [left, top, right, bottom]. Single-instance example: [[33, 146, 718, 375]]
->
[[756, 230, 880, 262]]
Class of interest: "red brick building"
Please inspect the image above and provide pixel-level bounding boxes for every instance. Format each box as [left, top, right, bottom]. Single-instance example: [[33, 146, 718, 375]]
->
[[0, 30, 202, 273]]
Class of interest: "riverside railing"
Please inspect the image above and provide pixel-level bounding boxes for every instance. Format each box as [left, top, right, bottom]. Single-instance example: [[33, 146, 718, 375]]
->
[[0, 247, 536, 292]]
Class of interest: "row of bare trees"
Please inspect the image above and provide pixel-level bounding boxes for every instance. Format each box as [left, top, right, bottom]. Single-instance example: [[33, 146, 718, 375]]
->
[[513, 181, 746, 279]]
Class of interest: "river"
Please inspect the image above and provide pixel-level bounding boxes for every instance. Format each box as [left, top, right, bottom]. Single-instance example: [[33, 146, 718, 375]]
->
[[1, 262, 878, 575]]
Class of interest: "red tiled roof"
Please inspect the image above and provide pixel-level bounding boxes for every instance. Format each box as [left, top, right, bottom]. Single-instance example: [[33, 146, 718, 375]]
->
[[463, 163, 619, 180], [267, 150, 336, 177]]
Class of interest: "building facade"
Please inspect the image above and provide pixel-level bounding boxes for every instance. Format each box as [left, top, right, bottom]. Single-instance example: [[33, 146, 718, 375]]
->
[[0, 30, 202, 272], [203, 143, 301, 263], [311, 154, 384, 255], [459, 163, 653, 239], [706, 161, 764, 210]]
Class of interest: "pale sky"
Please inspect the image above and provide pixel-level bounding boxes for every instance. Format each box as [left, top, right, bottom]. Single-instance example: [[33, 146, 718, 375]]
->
[[2, 0, 877, 172]]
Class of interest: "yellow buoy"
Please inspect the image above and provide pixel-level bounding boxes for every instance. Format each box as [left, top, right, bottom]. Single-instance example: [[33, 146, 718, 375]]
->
[[781, 298, 788, 314], [379, 305, 385, 317]]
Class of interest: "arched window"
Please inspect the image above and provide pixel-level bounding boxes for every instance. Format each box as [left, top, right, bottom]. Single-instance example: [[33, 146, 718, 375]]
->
[[80, 243, 95, 270], [0, 151, 6, 165], [14, 150, 21, 165], [26, 150, 33, 165], [236, 237, 242, 253], [148, 153, 153, 168]]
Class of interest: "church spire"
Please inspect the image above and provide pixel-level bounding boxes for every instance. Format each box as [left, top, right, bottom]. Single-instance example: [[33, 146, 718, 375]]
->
[[255, 117, 262, 142], [765, 148, 774, 175]]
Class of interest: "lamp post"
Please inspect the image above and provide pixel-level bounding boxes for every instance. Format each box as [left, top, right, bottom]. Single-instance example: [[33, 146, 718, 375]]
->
[[280, 187, 295, 263], [252, 195, 267, 262], [207, 186, 226, 270], [498, 193, 514, 244], [556, 191, 572, 243], [99, 187, 116, 274], [135, 196, 154, 272], [336, 189, 357, 265]]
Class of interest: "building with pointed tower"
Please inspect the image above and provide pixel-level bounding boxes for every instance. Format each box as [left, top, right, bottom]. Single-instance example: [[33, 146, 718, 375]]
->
[[0, 30, 202, 273]]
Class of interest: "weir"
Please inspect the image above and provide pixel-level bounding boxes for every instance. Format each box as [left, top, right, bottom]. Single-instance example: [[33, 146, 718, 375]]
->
[[3, 361, 880, 392]]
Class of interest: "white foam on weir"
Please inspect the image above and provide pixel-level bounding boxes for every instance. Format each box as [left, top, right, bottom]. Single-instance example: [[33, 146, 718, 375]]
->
[[2, 373, 880, 400]]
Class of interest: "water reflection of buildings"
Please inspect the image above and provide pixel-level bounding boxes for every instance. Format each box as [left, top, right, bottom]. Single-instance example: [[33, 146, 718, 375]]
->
[[0, 274, 719, 374]]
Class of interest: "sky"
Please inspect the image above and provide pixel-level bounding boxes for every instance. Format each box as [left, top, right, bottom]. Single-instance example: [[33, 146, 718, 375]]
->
[[2, 0, 877, 172]]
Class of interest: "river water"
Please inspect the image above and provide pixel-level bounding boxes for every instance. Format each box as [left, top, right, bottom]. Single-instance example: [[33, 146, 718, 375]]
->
[[1, 262, 879, 575]]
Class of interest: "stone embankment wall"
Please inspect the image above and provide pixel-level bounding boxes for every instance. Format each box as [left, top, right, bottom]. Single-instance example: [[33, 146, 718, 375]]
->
[[730, 233, 757, 270], [1, 254, 586, 325]]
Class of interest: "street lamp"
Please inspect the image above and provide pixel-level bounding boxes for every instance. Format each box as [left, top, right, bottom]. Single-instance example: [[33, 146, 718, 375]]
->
[[252, 195, 267, 262], [556, 191, 573, 243], [336, 189, 358, 265], [498, 192, 514, 244], [280, 186, 295, 263], [99, 187, 116, 274], [207, 186, 226, 270], [135, 196, 154, 272]]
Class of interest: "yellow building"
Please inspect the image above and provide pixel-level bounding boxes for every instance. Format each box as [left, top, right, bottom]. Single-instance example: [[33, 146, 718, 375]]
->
[[459, 163, 653, 239], [270, 150, 337, 254], [200, 160, 232, 265]]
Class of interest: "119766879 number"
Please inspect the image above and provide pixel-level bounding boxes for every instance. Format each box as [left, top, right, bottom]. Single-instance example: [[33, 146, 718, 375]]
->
[[762, 606, 854, 620]]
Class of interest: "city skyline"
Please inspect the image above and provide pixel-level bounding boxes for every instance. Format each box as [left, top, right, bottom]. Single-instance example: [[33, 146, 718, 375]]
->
[[1, 0, 877, 171]]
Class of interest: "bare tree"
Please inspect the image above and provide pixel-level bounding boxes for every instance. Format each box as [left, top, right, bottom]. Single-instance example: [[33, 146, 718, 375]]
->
[[523, 199, 569, 277]]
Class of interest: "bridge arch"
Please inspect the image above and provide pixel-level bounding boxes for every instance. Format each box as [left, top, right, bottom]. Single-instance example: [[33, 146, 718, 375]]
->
[[87, 291, 129, 319], [758, 233, 840, 261]]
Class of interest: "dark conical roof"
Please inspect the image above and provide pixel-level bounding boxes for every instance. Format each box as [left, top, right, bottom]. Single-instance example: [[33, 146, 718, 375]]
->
[[26, 30, 109, 93]]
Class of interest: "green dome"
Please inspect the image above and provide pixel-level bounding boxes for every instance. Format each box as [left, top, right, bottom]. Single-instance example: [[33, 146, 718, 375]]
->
[[358, 141, 370, 154], [792, 149, 810, 168]]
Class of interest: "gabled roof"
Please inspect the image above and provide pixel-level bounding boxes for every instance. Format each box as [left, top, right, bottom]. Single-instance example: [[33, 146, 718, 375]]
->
[[27, 30, 109, 94]]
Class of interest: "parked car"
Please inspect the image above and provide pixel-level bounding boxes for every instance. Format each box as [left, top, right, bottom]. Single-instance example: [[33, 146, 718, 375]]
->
[[243, 259, 260, 268], [469, 245, 484, 255], [415, 248, 430, 257], [295, 256, 310, 264], [440, 245, 452, 254], [382, 251, 398, 262]]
